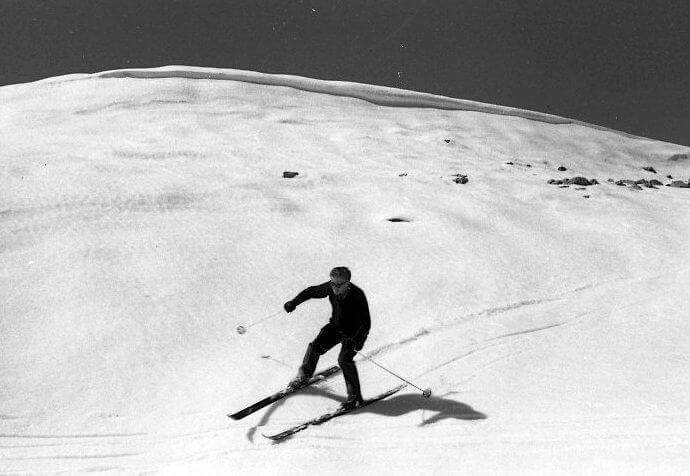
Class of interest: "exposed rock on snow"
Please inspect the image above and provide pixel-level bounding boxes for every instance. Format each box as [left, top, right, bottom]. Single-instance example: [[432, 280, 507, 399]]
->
[[283, 171, 299, 178], [548, 177, 598, 186], [615, 179, 635, 186], [612, 178, 688, 189], [451, 174, 469, 184], [571, 176, 597, 186]]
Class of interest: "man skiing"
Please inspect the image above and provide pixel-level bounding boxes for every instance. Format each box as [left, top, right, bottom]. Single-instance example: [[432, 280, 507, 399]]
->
[[283, 267, 370, 410]]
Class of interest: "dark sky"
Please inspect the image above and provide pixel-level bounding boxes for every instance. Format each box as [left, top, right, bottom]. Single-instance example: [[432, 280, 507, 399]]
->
[[1, 0, 688, 145]]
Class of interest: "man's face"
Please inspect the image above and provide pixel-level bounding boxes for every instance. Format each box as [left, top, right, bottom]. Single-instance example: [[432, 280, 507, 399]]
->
[[330, 276, 351, 297]]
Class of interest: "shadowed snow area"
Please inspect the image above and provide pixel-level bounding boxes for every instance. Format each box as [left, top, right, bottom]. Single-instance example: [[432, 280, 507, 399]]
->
[[1, 67, 688, 474]]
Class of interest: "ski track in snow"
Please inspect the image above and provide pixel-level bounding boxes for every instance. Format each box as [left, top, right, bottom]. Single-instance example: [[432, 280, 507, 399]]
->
[[366, 273, 628, 373]]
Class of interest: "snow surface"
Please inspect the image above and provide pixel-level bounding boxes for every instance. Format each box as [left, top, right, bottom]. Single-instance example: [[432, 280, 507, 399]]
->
[[1, 66, 689, 474]]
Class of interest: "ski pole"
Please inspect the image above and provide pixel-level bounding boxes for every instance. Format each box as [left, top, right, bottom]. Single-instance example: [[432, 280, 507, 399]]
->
[[356, 351, 432, 398], [236, 310, 283, 335]]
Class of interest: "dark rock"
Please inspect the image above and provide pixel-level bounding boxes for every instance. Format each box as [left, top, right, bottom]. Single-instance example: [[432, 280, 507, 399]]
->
[[559, 185, 570, 188], [669, 180, 690, 188], [558, 166, 567, 171], [399, 173, 408, 177], [453, 175, 469, 184], [607, 178, 615, 183], [590, 179, 599, 185], [668, 153, 688, 161], [505, 162, 514, 165], [667, 175, 673, 179], [283, 171, 299, 178], [630, 184, 643, 190], [443, 139, 453, 144], [526, 164, 532, 168], [567, 176, 593, 186], [583, 195, 590, 199], [643, 166, 657, 173], [650, 179, 663, 186], [615, 180, 627, 186]]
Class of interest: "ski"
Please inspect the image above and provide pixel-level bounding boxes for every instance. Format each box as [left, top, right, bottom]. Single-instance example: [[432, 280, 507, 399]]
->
[[263, 384, 406, 441], [228, 365, 341, 420]]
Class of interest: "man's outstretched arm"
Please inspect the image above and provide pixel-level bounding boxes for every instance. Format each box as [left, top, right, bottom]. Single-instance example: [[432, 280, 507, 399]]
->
[[284, 282, 330, 312]]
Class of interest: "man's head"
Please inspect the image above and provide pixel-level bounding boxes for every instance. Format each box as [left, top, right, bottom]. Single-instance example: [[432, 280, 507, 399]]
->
[[330, 266, 351, 297]]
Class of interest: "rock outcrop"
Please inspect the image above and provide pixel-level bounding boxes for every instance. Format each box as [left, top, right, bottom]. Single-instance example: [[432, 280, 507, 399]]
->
[[548, 177, 598, 186]]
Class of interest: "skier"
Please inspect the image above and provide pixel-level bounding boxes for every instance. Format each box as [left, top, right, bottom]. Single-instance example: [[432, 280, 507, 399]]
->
[[283, 267, 370, 410]]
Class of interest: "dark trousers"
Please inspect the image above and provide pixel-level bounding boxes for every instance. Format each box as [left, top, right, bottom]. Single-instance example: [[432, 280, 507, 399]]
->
[[298, 324, 362, 400]]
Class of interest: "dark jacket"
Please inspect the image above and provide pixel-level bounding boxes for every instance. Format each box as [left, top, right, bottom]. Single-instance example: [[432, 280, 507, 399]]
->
[[292, 282, 371, 347]]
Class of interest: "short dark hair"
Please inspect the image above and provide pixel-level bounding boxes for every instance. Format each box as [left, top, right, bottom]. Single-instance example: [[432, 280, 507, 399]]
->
[[330, 266, 351, 281]]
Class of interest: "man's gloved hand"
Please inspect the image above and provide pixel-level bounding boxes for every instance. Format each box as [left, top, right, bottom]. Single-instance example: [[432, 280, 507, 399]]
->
[[283, 301, 296, 313]]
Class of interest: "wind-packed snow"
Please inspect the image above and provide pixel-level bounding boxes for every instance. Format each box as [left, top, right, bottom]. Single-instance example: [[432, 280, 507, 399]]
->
[[1, 67, 688, 474]]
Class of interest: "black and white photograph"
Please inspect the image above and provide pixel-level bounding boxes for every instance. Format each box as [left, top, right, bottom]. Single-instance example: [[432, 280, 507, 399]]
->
[[1, 1, 688, 473]]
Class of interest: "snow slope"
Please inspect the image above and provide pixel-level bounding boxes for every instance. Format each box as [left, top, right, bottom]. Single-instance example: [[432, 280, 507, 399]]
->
[[1, 67, 688, 474]]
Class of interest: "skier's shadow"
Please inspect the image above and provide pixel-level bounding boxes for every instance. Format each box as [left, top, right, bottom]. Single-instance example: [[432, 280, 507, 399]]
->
[[354, 391, 487, 426], [246, 385, 486, 442]]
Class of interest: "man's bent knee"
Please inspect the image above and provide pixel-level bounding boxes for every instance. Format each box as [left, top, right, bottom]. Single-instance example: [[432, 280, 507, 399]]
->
[[338, 352, 356, 366]]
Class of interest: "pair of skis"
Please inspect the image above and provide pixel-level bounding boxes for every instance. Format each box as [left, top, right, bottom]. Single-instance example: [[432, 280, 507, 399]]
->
[[228, 365, 405, 441], [228, 365, 341, 421]]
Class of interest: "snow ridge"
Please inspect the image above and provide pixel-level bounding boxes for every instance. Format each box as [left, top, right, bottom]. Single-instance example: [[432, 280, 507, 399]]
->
[[29, 65, 649, 140]]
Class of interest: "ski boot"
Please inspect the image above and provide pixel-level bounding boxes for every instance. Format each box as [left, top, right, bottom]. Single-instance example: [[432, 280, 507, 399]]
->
[[340, 395, 364, 411], [286, 372, 309, 390]]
